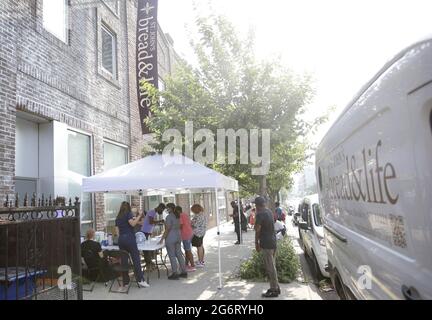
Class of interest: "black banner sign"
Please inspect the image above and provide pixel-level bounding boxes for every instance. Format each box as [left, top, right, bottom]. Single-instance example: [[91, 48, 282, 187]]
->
[[136, 0, 158, 134]]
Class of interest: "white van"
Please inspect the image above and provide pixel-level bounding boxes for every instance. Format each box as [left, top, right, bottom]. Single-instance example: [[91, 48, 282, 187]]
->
[[298, 194, 330, 281], [316, 36, 432, 300]]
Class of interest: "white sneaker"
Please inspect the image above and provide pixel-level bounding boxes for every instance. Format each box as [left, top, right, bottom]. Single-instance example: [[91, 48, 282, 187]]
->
[[138, 281, 150, 288], [118, 285, 129, 293]]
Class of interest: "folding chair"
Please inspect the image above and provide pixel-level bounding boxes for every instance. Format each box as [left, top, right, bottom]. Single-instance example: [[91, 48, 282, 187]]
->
[[81, 249, 101, 292], [105, 249, 138, 294], [135, 232, 153, 282]]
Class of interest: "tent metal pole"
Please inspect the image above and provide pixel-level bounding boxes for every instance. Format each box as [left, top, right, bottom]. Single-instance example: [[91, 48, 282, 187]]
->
[[189, 192, 193, 215], [139, 191, 143, 213], [238, 192, 242, 244], [77, 191, 84, 236], [215, 187, 222, 289]]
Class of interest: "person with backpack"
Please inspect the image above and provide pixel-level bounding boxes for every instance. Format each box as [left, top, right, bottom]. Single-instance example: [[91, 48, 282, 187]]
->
[[275, 202, 283, 222]]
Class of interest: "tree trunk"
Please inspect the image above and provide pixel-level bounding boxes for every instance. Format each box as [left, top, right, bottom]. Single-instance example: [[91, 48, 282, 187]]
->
[[269, 192, 277, 212], [258, 175, 267, 197]]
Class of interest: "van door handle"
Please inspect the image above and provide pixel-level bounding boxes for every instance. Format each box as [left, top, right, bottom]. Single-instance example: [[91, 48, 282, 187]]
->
[[401, 285, 421, 300], [324, 225, 347, 243]]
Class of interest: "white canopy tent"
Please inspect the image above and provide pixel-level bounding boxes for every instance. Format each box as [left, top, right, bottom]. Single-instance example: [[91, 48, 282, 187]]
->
[[82, 154, 239, 289]]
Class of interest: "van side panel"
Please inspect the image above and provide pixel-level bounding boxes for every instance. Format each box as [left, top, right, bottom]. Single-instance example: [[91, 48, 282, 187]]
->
[[406, 79, 432, 299], [317, 40, 432, 299]]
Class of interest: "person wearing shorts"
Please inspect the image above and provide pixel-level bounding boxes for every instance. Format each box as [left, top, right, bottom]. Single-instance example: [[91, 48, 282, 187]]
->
[[191, 204, 207, 268], [178, 206, 195, 272]]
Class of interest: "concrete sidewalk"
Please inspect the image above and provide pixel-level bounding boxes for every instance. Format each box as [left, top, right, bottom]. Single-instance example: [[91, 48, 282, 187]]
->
[[84, 220, 322, 300]]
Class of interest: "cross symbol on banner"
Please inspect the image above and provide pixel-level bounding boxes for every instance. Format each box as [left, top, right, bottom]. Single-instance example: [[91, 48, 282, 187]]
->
[[142, 1, 154, 15]]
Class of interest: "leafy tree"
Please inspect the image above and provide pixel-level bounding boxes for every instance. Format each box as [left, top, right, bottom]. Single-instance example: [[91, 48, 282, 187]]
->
[[143, 13, 329, 204]]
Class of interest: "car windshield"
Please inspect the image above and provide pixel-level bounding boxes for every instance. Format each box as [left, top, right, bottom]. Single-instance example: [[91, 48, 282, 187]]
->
[[312, 204, 323, 226]]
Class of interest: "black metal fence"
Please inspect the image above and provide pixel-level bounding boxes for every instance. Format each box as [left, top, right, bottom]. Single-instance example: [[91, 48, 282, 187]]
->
[[0, 194, 83, 300]]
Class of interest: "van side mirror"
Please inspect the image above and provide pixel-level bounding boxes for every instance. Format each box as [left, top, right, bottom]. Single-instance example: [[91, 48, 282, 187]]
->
[[299, 221, 309, 230]]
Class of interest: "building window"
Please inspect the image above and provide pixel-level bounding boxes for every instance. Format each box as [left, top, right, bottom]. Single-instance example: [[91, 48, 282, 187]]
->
[[67, 130, 93, 233], [102, 0, 119, 15], [101, 24, 117, 77], [43, 0, 68, 43], [104, 141, 128, 225]]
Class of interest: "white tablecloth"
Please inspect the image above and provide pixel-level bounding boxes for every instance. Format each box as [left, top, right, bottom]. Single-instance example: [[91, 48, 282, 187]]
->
[[102, 236, 165, 251]]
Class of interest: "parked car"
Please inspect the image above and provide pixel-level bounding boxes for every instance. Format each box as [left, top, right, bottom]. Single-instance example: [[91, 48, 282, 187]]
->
[[316, 36, 432, 299], [298, 194, 329, 281]]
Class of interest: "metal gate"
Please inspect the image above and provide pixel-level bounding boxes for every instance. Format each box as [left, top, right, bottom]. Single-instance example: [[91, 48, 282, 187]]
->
[[0, 194, 83, 300]]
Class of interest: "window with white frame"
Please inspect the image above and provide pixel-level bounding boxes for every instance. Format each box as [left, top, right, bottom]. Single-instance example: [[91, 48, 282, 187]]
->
[[101, 24, 117, 77], [43, 0, 68, 43], [102, 0, 119, 15], [103, 141, 128, 224], [67, 130, 93, 234]]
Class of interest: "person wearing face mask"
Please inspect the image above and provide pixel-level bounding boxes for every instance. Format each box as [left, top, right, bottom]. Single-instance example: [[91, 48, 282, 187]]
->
[[141, 203, 166, 268], [115, 201, 149, 291], [159, 203, 187, 280]]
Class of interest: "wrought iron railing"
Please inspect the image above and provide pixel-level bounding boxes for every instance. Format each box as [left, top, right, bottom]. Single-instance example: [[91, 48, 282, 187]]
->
[[0, 194, 83, 300]]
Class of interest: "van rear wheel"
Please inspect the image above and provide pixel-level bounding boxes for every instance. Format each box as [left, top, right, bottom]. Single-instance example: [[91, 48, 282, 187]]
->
[[333, 272, 346, 299], [332, 269, 353, 300]]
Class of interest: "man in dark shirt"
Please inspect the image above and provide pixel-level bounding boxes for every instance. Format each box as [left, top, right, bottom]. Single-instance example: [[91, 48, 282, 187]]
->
[[230, 201, 243, 244], [254, 196, 280, 298]]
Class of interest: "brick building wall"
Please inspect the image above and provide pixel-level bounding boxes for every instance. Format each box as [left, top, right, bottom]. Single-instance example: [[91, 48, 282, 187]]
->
[[0, 0, 18, 202], [0, 0, 180, 231]]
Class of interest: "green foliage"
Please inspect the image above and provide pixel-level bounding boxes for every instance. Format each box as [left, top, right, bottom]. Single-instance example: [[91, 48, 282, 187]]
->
[[239, 237, 300, 283], [143, 11, 330, 197]]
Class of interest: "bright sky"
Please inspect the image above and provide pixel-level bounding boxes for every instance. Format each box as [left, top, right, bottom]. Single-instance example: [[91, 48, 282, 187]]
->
[[158, 0, 432, 144]]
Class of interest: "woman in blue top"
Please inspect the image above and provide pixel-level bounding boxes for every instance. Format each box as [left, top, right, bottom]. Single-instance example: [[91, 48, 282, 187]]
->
[[115, 201, 149, 290]]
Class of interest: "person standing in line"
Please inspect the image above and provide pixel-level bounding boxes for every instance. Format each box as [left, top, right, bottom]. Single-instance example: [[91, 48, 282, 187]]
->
[[240, 202, 248, 232], [275, 202, 283, 222], [141, 203, 166, 267], [115, 201, 149, 291], [191, 204, 207, 268], [254, 196, 280, 298], [160, 203, 187, 280], [178, 206, 196, 272], [249, 207, 256, 228], [142, 203, 166, 239], [230, 201, 242, 245]]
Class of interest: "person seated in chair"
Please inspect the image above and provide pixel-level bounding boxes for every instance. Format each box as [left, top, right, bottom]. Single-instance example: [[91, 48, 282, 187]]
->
[[81, 229, 114, 282]]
